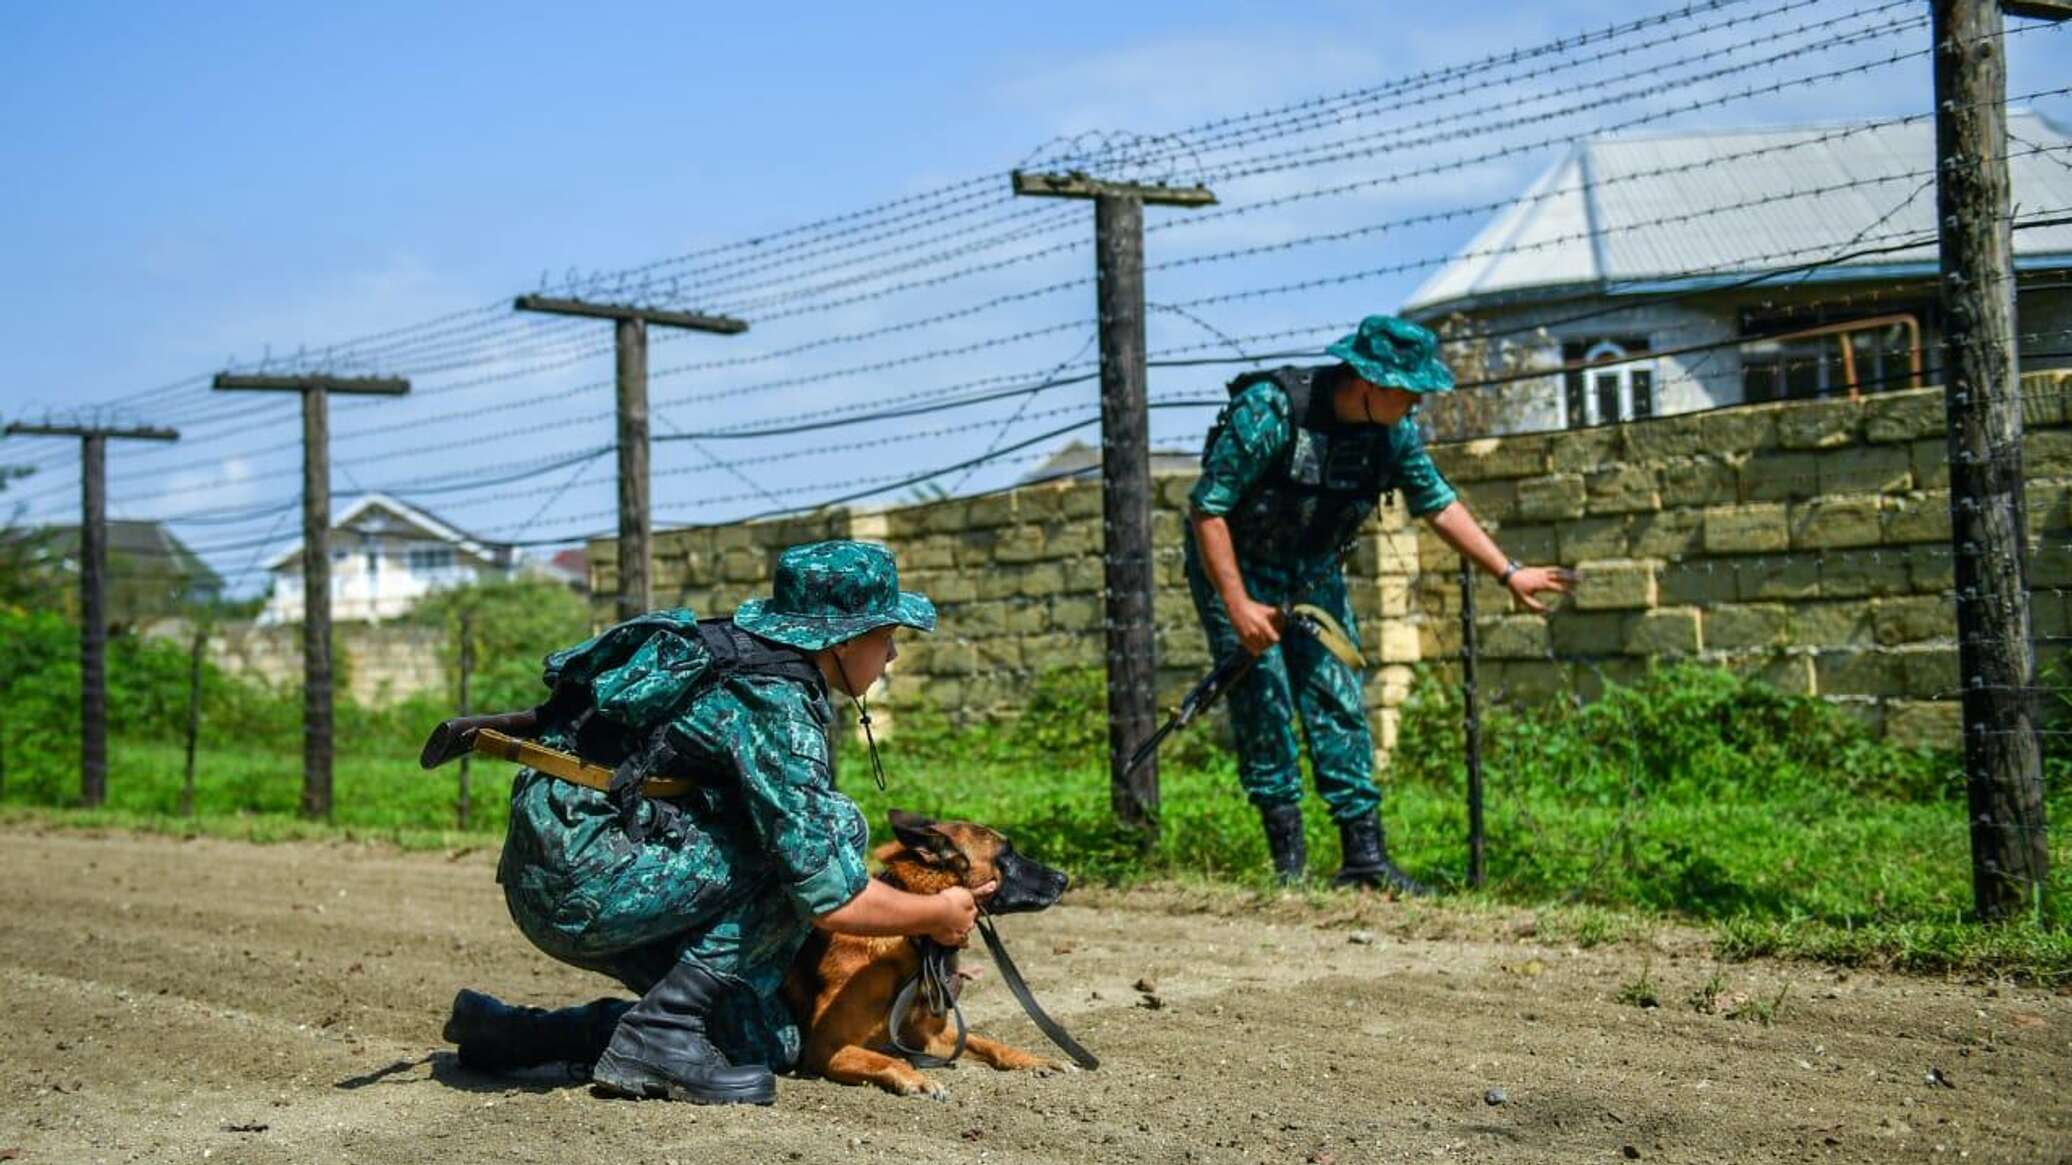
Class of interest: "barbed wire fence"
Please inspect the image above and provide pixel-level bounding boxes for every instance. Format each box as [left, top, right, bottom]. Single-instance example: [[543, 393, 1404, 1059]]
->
[[0, 0, 2065, 914]]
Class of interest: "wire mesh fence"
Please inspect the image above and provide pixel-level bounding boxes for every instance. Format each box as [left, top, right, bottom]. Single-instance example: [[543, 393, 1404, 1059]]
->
[[1, 0, 2067, 921]]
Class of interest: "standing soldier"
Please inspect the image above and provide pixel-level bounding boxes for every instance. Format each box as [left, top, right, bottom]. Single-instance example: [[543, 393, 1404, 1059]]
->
[[1186, 315, 1572, 892]]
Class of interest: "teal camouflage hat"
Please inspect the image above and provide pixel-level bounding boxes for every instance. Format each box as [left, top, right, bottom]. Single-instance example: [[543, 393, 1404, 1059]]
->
[[734, 540, 936, 652], [1326, 314, 1455, 394]]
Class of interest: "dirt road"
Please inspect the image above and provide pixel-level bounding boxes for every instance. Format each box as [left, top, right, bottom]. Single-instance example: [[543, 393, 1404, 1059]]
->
[[1, 828, 2065, 1165]]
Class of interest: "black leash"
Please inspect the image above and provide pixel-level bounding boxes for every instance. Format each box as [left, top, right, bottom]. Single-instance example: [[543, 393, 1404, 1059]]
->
[[974, 913, 1100, 1070], [883, 912, 1100, 1071], [884, 938, 966, 1068]]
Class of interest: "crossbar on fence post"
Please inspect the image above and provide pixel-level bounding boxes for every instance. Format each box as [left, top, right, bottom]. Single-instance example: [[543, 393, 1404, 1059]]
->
[[1458, 557, 1486, 889], [512, 295, 747, 621]]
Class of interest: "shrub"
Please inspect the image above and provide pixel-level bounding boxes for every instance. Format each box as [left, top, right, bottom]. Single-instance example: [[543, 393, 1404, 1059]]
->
[[406, 577, 593, 715], [1392, 659, 1950, 803]]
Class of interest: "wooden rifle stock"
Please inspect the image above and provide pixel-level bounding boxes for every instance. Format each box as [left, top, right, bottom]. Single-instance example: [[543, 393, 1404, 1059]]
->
[[468, 729, 694, 798]]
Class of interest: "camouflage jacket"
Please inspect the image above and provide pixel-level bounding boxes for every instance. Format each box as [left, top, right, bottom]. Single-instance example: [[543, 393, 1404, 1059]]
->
[[1187, 378, 1458, 582], [667, 670, 871, 919], [499, 616, 871, 924]]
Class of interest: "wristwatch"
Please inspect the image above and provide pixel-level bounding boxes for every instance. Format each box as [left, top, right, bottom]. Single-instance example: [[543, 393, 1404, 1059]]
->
[[1498, 559, 1524, 585]]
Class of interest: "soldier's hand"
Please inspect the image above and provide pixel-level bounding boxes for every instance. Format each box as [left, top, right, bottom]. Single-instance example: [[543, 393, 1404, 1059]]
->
[[1508, 566, 1578, 615], [1231, 597, 1284, 655], [927, 883, 991, 947]]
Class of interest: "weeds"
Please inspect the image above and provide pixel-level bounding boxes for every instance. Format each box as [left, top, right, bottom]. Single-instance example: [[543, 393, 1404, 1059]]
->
[[1687, 967, 1728, 1014], [1726, 981, 1792, 1026], [1616, 957, 1661, 1009]]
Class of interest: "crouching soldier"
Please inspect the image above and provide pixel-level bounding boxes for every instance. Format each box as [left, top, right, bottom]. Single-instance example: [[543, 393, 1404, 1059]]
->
[[1187, 315, 1572, 891], [442, 540, 986, 1105]]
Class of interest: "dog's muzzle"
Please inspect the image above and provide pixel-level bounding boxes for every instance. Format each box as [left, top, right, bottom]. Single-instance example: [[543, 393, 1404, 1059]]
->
[[987, 847, 1069, 915]]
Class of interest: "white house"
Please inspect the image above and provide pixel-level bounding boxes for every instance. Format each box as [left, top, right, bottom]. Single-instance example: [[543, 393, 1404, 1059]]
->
[[1401, 113, 2072, 435], [259, 493, 514, 624]]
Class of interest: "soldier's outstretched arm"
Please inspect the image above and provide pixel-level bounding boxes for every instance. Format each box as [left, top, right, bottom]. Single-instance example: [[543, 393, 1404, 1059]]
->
[[1423, 501, 1575, 614]]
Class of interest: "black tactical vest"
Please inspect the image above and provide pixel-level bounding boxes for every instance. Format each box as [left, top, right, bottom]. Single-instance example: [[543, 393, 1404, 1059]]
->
[[1202, 365, 1393, 563]]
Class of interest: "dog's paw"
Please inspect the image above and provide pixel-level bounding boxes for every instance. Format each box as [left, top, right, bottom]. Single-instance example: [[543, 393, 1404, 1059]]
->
[[1034, 1060, 1081, 1077], [896, 1076, 950, 1101]]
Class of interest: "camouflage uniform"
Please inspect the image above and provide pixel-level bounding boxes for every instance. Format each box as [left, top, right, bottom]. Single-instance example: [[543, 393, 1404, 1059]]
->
[[1186, 360, 1457, 825], [495, 541, 935, 1072]]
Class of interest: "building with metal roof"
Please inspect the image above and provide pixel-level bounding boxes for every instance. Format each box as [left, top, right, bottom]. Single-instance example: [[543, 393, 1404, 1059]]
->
[[1401, 113, 2072, 435]]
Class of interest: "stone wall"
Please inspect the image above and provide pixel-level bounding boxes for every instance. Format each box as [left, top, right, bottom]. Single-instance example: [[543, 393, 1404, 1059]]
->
[[145, 620, 449, 708], [1412, 374, 2071, 749], [590, 378, 2071, 754], [591, 487, 1268, 733]]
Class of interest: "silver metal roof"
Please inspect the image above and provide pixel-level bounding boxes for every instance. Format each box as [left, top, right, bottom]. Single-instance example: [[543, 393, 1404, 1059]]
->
[[1402, 113, 2072, 318]]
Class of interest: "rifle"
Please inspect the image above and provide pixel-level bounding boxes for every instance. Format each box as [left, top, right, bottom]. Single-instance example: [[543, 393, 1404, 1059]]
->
[[419, 707, 544, 770], [1124, 549, 1364, 779], [459, 727, 693, 798], [418, 681, 594, 770]]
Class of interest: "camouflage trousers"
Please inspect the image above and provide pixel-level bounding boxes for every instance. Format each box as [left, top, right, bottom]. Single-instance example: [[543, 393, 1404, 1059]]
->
[[1184, 547, 1381, 823], [496, 772, 818, 1071]]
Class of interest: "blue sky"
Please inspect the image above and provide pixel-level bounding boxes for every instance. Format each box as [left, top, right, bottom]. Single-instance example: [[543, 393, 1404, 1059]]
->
[[3, 1, 2068, 596]]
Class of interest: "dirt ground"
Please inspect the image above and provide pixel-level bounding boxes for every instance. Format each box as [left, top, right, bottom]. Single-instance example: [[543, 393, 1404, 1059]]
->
[[1, 828, 2066, 1165]]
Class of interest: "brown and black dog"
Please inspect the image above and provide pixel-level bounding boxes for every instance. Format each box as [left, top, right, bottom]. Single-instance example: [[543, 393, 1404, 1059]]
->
[[782, 810, 1073, 1098]]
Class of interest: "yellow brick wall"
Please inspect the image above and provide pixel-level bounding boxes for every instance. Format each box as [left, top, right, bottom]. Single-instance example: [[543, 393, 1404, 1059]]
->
[[581, 378, 2070, 754], [147, 619, 450, 708], [1414, 377, 2070, 750]]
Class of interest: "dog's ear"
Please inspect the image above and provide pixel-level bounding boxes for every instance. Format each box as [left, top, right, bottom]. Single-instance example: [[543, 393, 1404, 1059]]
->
[[888, 809, 968, 872]]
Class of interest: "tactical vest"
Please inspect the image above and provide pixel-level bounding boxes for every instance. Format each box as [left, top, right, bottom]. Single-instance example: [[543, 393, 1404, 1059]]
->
[[541, 611, 824, 770], [1202, 365, 1394, 564], [535, 611, 829, 842]]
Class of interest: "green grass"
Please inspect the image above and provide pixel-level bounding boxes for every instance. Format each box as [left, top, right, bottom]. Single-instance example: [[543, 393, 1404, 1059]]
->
[[3, 653, 2066, 980], [856, 664, 2072, 924], [1, 737, 499, 836], [1713, 914, 2072, 980]]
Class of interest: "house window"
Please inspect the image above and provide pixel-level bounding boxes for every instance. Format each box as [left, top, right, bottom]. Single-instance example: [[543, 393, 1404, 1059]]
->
[[1741, 312, 1925, 402], [1562, 338, 1653, 428], [407, 546, 455, 572]]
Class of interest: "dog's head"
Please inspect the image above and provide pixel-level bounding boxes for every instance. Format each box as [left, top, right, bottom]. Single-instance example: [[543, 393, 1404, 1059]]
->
[[876, 809, 1069, 915]]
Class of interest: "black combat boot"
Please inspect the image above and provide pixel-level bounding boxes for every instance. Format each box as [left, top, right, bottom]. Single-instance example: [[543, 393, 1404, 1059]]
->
[[443, 989, 633, 1073], [1260, 802, 1307, 886], [1331, 811, 1433, 896], [590, 961, 777, 1105]]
